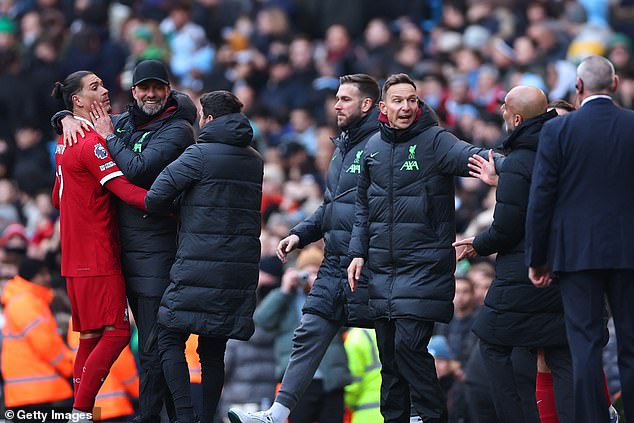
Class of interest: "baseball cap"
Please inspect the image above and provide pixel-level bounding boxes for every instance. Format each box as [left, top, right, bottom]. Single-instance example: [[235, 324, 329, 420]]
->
[[132, 59, 170, 86]]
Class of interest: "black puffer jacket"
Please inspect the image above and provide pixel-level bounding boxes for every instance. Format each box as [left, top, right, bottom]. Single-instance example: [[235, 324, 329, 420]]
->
[[472, 110, 567, 347], [145, 113, 263, 340], [108, 91, 196, 297], [291, 108, 379, 327], [349, 103, 493, 323]]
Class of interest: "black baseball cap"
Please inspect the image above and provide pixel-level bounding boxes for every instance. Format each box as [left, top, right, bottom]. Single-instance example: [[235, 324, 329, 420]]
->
[[132, 60, 170, 86]]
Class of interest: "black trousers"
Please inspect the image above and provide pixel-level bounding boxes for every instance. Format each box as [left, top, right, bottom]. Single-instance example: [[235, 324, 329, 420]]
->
[[559, 269, 634, 423], [128, 295, 175, 423], [158, 325, 227, 423], [288, 379, 344, 423], [479, 341, 573, 423], [375, 318, 447, 423], [464, 343, 501, 423]]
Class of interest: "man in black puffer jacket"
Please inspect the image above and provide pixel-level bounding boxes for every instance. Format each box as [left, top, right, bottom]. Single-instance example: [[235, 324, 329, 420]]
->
[[54, 60, 196, 423], [453, 86, 572, 423], [145, 90, 263, 423], [229, 74, 380, 423], [347, 73, 500, 423]]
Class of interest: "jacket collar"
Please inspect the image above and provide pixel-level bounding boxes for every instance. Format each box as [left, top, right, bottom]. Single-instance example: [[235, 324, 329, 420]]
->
[[333, 107, 380, 152], [580, 95, 612, 107], [498, 109, 558, 151]]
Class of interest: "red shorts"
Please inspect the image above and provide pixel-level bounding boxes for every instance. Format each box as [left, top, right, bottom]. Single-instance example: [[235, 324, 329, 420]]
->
[[66, 274, 130, 332]]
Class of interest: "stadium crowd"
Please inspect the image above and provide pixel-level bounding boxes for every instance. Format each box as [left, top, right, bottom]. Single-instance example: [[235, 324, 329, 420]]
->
[[0, 0, 632, 422]]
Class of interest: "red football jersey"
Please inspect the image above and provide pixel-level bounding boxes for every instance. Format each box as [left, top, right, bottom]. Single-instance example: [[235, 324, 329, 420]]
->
[[53, 118, 124, 277]]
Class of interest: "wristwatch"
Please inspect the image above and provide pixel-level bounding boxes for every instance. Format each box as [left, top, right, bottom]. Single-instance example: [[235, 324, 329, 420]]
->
[[105, 133, 117, 143]]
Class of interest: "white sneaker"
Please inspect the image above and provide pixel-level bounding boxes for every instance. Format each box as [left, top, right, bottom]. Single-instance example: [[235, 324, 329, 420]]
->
[[609, 404, 619, 423], [227, 408, 275, 423]]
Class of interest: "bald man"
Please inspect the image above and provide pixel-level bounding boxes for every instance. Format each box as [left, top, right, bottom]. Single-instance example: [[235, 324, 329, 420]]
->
[[527, 55, 634, 423], [453, 86, 574, 423]]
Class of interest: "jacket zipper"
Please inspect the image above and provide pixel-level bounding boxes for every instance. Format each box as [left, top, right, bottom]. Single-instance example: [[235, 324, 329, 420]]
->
[[388, 143, 395, 319], [327, 143, 346, 277]]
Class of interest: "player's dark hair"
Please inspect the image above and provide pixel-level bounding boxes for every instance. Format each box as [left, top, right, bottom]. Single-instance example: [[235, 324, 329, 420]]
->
[[51, 70, 93, 110], [339, 74, 380, 104], [200, 90, 243, 119], [547, 99, 576, 113]]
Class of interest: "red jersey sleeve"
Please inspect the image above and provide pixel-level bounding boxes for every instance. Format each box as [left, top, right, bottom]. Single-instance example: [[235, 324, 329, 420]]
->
[[80, 137, 124, 185]]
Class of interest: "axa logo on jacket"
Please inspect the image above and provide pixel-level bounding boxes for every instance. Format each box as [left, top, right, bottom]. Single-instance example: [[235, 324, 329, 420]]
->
[[346, 149, 363, 174], [400, 144, 420, 171]]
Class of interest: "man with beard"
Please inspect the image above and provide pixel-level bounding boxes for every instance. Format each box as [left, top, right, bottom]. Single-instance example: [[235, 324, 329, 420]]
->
[[54, 60, 197, 423], [453, 86, 573, 423], [229, 74, 379, 423]]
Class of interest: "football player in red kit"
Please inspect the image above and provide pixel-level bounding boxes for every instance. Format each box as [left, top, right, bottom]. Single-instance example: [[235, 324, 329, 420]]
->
[[51, 70, 147, 421]]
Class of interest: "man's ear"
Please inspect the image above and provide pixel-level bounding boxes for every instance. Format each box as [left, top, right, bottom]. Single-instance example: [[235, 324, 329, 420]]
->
[[612, 75, 619, 92], [361, 97, 373, 113], [576, 78, 584, 94], [379, 100, 387, 115]]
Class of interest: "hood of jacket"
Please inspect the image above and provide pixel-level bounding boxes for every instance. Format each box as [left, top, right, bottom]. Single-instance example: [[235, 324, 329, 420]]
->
[[1, 275, 52, 306], [499, 109, 558, 151], [198, 112, 254, 147], [130, 90, 198, 129], [333, 107, 380, 152], [379, 99, 439, 144]]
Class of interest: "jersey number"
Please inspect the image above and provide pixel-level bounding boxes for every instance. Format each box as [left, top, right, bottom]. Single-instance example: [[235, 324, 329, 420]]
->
[[56, 165, 64, 201]]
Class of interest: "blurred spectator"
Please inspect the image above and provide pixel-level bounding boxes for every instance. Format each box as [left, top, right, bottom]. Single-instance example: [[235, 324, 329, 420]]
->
[[608, 32, 634, 72], [190, 0, 249, 45], [259, 52, 305, 117], [218, 238, 284, 423], [1, 223, 29, 279], [616, 68, 634, 109], [467, 261, 496, 307], [473, 64, 505, 113], [160, 2, 215, 91], [1, 256, 74, 416], [0, 181, 21, 233], [318, 24, 354, 77], [284, 108, 318, 156], [435, 276, 478, 367], [11, 122, 54, 197], [258, 254, 284, 302], [546, 60, 577, 101], [221, 327, 277, 419], [58, 24, 127, 98], [344, 328, 382, 423], [428, 335, 461, 417], [434, 276, 478, 423], [0, 2, 631, 419], [355, 18, 395, 79], [251, 6, 291, 53], [253, 247, 349, 423]]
